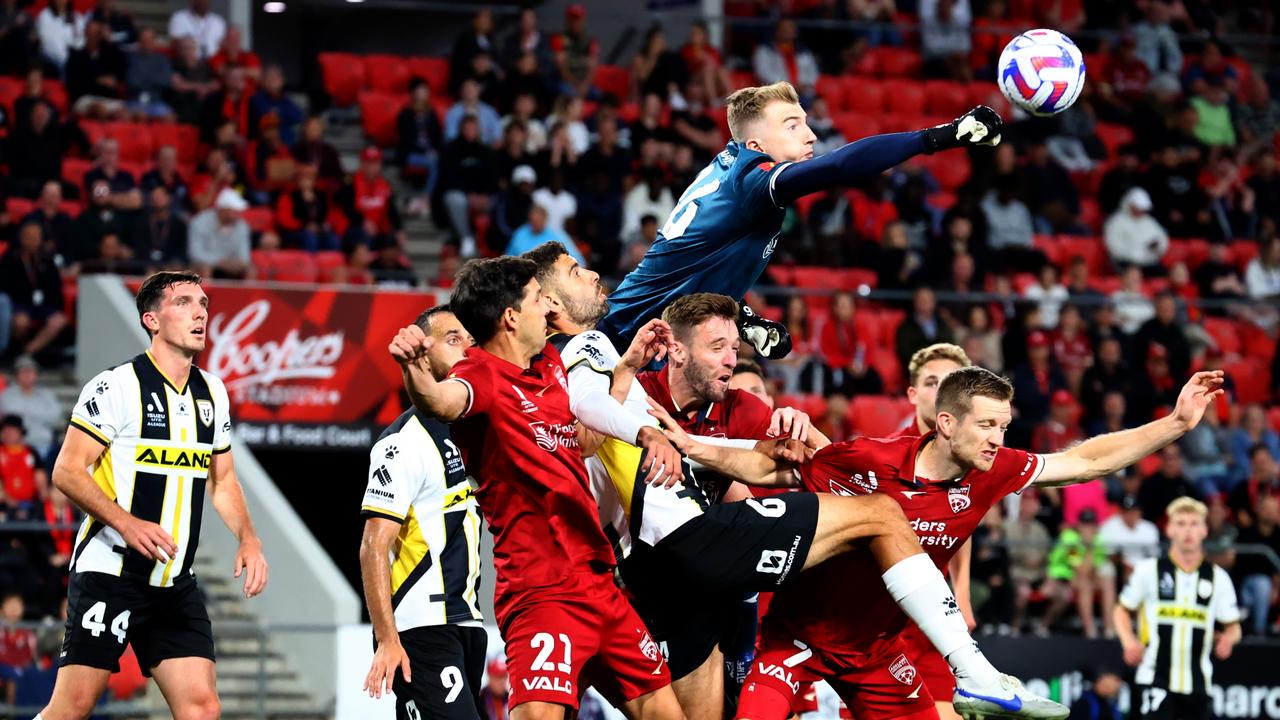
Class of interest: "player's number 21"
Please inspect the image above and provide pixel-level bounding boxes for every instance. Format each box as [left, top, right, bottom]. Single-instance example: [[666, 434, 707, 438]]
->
[[662, 170, 720, 240], [531, 632, 573, 673]]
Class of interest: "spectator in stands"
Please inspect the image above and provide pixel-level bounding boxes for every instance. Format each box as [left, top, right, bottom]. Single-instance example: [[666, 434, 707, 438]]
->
[[680, 20, 730, 103], [7, 102, 65, 200], [546, 96, 589, 157], [1098, 144, 1143, 217], [622, 167, 673, 242], [0, 591, 35, 695], [579, 115, 630, 195], [1181, 398, 1231, 494], [367, 233, 413, 286], [550, 4, 598, 99], [125, 27, 174, 121], [1042, 509, 1114, 638], [981, 174, 1038, 272], [1234, 494, 1280, 635], [66, 18, 125, 115], [491, 164, 536, 250], [618, 214, 656, 277], [437, 116, 497, 258], [249, 64, 301, 145], [1096, 36, 1151, 124], [502, 50, 551, 118], [396, 78, 444, 207], [1099, 494, 1160, 577], [1031, 389, 1081, 454], [0, 355, 59, 463], [84, 138, 141, 211], [1111, 265, 1155, 334], [1138, 290, 1193, 372], [1011, 329, 1068, 428], [1081, 338, 1131, 426], [1052, 303, 1092, 394], [450, 8, 494, 96], [1132, 1, 1182, 84], [532, 167, 576, 237], [1230, 443, 1280, 529], [1195, 241, 1247, 306], [669, 80, 722, 163], [480, 656, 509, 720], [629, 26, 681, 103], [1138, 445, 1200, 525], [1086, 390, 1128, 440], [1129, 342, 1181, 426], [168, 35, 215, 125], [493, 122, 533, 194], [188, 187, 250, 279], [1190, 80, 1237, 148], [503, 91, 547, 154], [12, 69, 55, 138], [200, 65, 250, 144], [141, 146, 190, 217], [1104, 187, 1168, 275], [920, 0, 973, 81], [20, 182, 73, 264], [1246, 235, 1280, 300], [1069, 667, 1123, 720], [0, 1, 38, 78], [133, 184, 186, 269], [1250, 153, 1280, 230], [1025, 264, 1069, 329], [1230, 405, 1280, 488], [815, 393, 853, 443], [768, 295, 819, 395], [1025, 138, 1081, 234], [291, 115, 343, 195], [35, 0, 83, 73], [209, 24, 259, 86], [246, 114, 293, 195], [970, 504, 1013, 631], [69, 177, 127, 260], [751, 19, 817, 103], [1144, 145, 1212, 238], [275, 164, 334, 253], [956, 304, 1003, 374], [1006, 491, 1053, 634], [338, 147, 405, 250], [819, 292, 883, 396], [1182, 39, 1238, 98], [89, 0, 135, 49], [0, 413, 46, 505], [1205, 154, 1257, 242], [444, 78, 502, 148], [895, 286, 954, 370], [573, 168, 624, 270], [168, 0, 225, 60], [506, 202, 584, 265], [502, 7, 552, 79], [1064, 256, 1104, 307], [1238, 77, 1280, 158], [876, 220, 924, 291], [189, 146, 235, 212]]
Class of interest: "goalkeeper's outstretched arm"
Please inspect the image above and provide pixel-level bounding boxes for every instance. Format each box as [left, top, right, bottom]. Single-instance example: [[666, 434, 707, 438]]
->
[[770, 106, 1003, 206]]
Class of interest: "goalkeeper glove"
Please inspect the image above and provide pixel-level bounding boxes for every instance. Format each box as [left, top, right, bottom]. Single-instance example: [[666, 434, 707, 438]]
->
[[922, 105, 1004, 153], [738, 303, 792, 360]]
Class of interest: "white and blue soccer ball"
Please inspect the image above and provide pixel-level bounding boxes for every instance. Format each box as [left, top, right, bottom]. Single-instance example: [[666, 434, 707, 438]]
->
[[997, 28, 1086, 117]]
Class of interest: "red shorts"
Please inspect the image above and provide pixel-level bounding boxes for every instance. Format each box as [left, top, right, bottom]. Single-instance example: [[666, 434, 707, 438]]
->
[[792, 682, 819, 714], [898, 622, 956, 703], [736, 627, 939, 720], [500, 570, 671, 710]]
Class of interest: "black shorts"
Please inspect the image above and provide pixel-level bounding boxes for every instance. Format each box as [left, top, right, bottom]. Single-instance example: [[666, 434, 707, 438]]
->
[[1136, 686, 1211, 720], [60, 571, 215, 676], [393, 624, 488, 720], [621, 493, 819, 679]]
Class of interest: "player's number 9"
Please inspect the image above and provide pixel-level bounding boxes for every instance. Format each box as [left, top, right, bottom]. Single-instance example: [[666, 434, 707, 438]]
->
[[662, 176, 720, 240], [440, 666, 464, 703]]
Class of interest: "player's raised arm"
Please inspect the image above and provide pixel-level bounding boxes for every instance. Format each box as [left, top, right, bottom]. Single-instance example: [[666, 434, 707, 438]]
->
[[648, 398, 800, 487], [769, 106, 1003, 206], [1036, 371, 1225, 487], [390, 325, 469, 421]]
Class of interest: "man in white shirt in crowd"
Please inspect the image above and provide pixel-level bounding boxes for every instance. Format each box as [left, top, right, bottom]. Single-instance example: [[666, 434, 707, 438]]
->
[[1104, 187, 1169, 275], [188, 188, 251, 280], [1099, 494, 1161, 582], [0, 355, 61, 462], [168, 0, 225, 59]]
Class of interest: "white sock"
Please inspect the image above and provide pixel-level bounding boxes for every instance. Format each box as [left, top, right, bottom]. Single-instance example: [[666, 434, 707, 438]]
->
[[881, 553, 1000, 685]]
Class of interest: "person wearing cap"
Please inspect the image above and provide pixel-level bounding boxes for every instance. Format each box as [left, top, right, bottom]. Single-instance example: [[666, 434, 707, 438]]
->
[[188, 187, 251, 279], [0, 413, 47, 507], [550, 4, 599, 99], [1031, 388, 1082, 455], [1043, 509, 1115, 638], [1099, 495, 1161, 578], [480, 657, 509, 720], [0, 354, 61, 462], [1010, 329, 1068, 430], [1104, 186, 1169, 275], [493, 164, 537, 248], [1129, 342, 1181, 428], [505, 202, 584, 265], [337, 147, 406, 250]]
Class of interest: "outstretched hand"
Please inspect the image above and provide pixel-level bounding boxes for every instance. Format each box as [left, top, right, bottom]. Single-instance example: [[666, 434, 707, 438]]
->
[[1171, 370, 1226, 431], [620, 319, 676, 372], [647, 397, 694, 454]]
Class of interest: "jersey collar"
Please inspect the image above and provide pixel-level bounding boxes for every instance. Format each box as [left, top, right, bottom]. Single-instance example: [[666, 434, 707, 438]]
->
[[899, 431, 970, 490], [144, 350, 189, 395], [649, 365, 719, 425]]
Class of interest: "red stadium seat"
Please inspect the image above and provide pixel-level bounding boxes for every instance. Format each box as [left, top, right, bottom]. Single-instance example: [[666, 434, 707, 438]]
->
[[968, 82, 1011, 117], [919, 152, 970, 192], [43, 79, 68, 115], [1230, 239, 1259, 270], [0, 77, 21, 112], [407, 56, 450, 97], [924, 80, 971, 116], [315, 251, 346, 283], [846, 395, 913, 438], [272, 250, 319, 282], [242, 207, 274, 233], [1268, 406, 1280, 433], [594, 64, 630, 101], [792, 191, 822, 220], [1057, 235, 1109, 276], [358, 91, 404, 147], [873, 308, 905, 347], [1226, 358, 1270, 404], [151, 123, 200, 165], [366, 54, 412, 94], [1078, 198, 1102, 232], [886, 82, 926, 115], [837, 268, 877, 290], [318, 52, 366, 107], [6, 198, 33, 219], [730, 70, 756, 90], [1239, 322, 1276, 363], [1094, 123, 1134, 159], [1162, 237, 1211, 270], [816, 75, 846, 111], [842, 77, 885, 115], [833, 113, 881, 141], [848, 51, 878, 77], [62, 157, 92, 191], [58, 200, 82, 216], [1033, 234, 1063, 267], [871, 47, 921, 78], [1202, 317, 1241, 355], [105, 122, 153, 164]]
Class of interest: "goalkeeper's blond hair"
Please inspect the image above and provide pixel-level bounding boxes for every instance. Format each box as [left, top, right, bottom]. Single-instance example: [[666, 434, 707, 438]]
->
[[725, 82, 800, 142]]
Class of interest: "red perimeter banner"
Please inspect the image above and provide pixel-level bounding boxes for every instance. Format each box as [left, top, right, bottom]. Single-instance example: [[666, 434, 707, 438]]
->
[[189, 282, 445, 449]]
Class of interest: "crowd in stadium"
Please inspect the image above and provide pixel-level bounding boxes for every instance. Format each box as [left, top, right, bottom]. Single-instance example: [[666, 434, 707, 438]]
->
[[0, 0, 1277, 707]]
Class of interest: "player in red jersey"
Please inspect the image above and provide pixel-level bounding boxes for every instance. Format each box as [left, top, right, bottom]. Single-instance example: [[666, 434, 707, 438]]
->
[[387, 256, 684, 720], [892, 343, 975, 720], [661, 365, 1224, 720]]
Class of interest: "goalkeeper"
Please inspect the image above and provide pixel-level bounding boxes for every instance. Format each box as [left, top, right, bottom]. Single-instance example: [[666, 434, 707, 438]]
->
[[597, 81, 1002, 359]]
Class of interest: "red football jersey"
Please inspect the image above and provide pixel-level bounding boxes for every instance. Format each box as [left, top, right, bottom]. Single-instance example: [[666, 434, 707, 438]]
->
[[887, 419, 922, 439], [0, 444, 39, 503], [765, 434, 1045, 652], [447, 342, 615, 609]]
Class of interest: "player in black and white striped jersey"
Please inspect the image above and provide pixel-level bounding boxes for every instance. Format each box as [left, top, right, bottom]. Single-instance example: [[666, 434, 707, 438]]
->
[[1114, 497, 1242, 720]]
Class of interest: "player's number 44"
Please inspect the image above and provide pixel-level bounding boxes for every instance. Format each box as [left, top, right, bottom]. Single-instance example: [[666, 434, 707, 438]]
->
[[81, 601, 130, 644]]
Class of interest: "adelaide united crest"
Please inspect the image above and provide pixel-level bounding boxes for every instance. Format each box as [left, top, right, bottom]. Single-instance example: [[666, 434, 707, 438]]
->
[[948, 485, 972, 513]]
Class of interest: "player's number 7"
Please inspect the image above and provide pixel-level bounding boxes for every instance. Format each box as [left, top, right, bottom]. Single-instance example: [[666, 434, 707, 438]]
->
[[662, 172, 720, 240]]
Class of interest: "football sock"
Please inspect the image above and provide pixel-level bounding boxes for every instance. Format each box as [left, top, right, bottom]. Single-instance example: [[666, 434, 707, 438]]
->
[[881, 552, 1000, 686]]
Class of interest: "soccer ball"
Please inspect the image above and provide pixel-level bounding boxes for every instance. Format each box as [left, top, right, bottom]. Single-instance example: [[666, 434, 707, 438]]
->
[[997, 29, 1086, 117]]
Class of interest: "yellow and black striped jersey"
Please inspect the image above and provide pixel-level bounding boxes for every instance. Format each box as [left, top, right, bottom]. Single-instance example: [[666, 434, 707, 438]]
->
[[67, 352, 232, 587], [1120, 555, 1241, 694], [362, 409, 483, 631]]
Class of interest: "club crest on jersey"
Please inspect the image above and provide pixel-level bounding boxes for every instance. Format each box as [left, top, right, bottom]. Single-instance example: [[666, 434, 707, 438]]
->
[[948, 485, 972, 513], [1160, 572, 1175, 595], [196, 399, 214, 427], [638, 631, 660, 662], [530, 422, 557, 453], [889, 654, 918, 685]]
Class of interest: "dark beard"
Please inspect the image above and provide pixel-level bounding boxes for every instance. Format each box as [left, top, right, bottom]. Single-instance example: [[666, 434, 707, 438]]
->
[[686, 362, 727, 404], [564, 295, 608, 329]]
